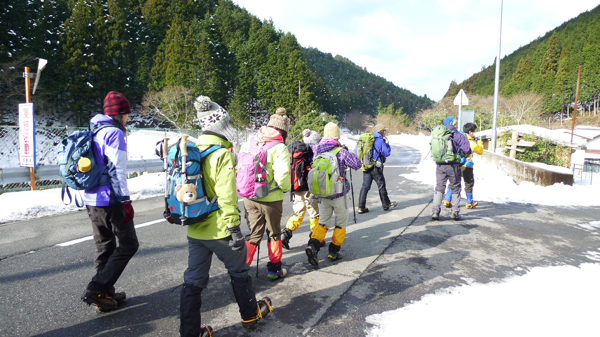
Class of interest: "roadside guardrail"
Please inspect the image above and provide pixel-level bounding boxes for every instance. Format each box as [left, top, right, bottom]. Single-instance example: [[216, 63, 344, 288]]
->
[[0, 159, 163, 186]]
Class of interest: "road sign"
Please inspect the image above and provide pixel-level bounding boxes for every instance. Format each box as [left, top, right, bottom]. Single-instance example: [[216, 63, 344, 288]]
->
[[454, 89, 469, 106], [454, 89, 469, 130], [19, 103, 37, 169], [460, 110, 474, 132]]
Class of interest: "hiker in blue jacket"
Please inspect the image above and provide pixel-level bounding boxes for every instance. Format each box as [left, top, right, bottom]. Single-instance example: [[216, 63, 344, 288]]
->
[[358, 124, 398, 213], [432, 116, 471, 221]]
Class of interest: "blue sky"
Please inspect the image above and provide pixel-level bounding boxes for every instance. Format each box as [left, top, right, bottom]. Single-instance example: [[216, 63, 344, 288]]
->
[[233, 0, 599, 102]]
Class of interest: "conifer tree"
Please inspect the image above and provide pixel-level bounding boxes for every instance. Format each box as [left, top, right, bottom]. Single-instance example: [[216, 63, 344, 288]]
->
[[512, 55, 533, 92], [537, 33, 561, 113], [149, 17, 190, 91], [579, 26, 600, 104], [553, 48, 572, 115]]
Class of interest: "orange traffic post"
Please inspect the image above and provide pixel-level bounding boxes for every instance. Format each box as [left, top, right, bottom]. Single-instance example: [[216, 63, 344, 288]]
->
[[24, 66, 36, 190]]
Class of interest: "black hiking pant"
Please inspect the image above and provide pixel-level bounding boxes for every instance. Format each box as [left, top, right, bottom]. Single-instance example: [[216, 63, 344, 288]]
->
[[86, 205, 139, 293], [180, 237, 257, 337], [358, 166, 391, 209]]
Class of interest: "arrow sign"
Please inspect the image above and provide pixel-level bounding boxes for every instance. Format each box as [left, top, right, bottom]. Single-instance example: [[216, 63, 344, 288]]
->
[[453, 89, 469, 106]]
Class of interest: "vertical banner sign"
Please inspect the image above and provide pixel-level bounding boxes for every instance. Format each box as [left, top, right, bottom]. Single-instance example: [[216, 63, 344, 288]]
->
[[19, 103, 37, 170]]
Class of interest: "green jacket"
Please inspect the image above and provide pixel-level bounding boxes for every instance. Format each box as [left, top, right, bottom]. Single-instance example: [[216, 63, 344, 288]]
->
[[187, 134, 239, 240], [239, 141, 291, 202]]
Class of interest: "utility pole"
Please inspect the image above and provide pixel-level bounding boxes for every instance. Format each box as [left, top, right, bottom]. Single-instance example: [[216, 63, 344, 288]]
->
[[491, 0, 503, 153], [570, 65, 582, 143]]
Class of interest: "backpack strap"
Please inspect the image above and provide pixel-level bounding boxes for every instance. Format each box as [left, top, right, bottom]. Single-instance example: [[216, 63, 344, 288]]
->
[[262, 140, 281, 150], [331, 146, 343, 155], [198, 144, 223, 158]]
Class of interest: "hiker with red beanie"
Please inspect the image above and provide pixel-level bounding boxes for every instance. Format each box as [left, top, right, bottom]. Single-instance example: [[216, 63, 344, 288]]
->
[[80, 91, 139, 312]]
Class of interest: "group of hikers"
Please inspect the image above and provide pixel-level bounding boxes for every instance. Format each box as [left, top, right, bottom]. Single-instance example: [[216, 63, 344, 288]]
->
[[71, 91, 482, 336]]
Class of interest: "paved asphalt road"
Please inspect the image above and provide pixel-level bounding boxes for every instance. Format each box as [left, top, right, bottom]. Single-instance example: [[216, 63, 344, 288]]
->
[[1, 143, 599, 337]]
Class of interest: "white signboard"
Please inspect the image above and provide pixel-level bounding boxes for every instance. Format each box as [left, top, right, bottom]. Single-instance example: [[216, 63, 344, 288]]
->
[[453, 89, 469, 106], [19, 103, 36, 168]]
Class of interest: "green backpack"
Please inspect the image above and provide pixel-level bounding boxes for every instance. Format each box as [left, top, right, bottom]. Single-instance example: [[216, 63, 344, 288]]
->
[[357, 133, 376, 170], [307, 147, 344, 197], [431, 125, 461, 164]]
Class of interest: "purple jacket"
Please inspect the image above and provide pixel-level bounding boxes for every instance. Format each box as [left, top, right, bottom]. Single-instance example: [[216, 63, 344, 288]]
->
[[314, 137, 362, 199], [82, 114, 130, 206], [446, 123, 471, 165]]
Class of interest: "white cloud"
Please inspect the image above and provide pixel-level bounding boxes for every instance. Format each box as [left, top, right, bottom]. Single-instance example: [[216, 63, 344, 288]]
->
[[233, 1, 599, 102]]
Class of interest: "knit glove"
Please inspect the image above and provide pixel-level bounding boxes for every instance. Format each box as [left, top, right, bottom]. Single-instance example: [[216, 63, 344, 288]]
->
[[122, 201, 134, 224], [227, 226, 245, 252]]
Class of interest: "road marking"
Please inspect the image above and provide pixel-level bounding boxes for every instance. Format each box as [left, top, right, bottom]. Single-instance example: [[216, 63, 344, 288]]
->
[[56, 236, 93, 247], [56, 219, 166, 247]]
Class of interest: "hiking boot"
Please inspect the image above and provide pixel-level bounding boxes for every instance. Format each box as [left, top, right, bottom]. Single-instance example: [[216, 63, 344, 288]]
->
[[109, 291, 126, 304], [327, 252, 343, 261], [358, 208, 369, 214], [443, 200, 452, 208], [466, 201, 478, 209], [432, 211, 440, 220], [305, 244, 319, 267], [267, 269, 287, 281], [451, 212, 461, 221], [258, 297, 273, 318], [383, 201, 398, 211], [96, 291, 126, 312], [281, 228, 293, 250], [81, 289, 117, 311], [200, 325, 213, 337], [242, 297, 273, 329]]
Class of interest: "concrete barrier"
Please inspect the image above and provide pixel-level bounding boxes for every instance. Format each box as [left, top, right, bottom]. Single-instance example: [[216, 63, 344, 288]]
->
[[477, 150, 573, 186]]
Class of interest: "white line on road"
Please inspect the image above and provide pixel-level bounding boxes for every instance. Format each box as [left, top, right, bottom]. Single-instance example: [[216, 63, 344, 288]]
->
[[56, 219, 166, 247]]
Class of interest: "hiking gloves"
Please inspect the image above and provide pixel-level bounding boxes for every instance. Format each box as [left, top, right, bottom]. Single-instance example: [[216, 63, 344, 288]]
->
[[122, 201, 134, 224], [227, 226, 245, 251]]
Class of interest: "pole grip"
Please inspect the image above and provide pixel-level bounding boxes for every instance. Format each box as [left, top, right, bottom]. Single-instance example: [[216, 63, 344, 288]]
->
[[162, 137, 168, 160], [180, 134, 189, 157]]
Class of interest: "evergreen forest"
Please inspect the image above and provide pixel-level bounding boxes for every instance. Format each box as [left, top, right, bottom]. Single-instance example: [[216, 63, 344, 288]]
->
[[302, 47, 432, 118], [0, 0, 429, 132], [444, 4, 600, 118]]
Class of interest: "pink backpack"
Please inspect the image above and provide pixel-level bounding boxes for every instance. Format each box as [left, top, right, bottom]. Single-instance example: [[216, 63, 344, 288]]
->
[[236, 138, 282, 199]]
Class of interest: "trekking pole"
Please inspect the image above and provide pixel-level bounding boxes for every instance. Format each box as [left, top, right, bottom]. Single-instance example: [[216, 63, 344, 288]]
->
[[162, 138, 170, 218], [420, 148, 432, 164], [256, 244, 260, 278], [349, 168, 356, 224], [180, 134, 189, 222]]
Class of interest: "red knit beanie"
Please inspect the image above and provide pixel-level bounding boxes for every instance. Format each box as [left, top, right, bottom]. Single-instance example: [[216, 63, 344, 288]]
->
[[103, 91, 131, 116]]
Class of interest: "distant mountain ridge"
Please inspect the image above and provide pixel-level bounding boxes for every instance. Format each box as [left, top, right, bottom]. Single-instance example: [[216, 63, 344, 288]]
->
[[444, 4, 600, 116], [302, 47, 433, 117]]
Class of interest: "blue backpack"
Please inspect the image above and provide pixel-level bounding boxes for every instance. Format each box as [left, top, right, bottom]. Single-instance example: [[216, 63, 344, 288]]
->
[[57, 123, 114, 207], [161, 137, 222, 226]]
